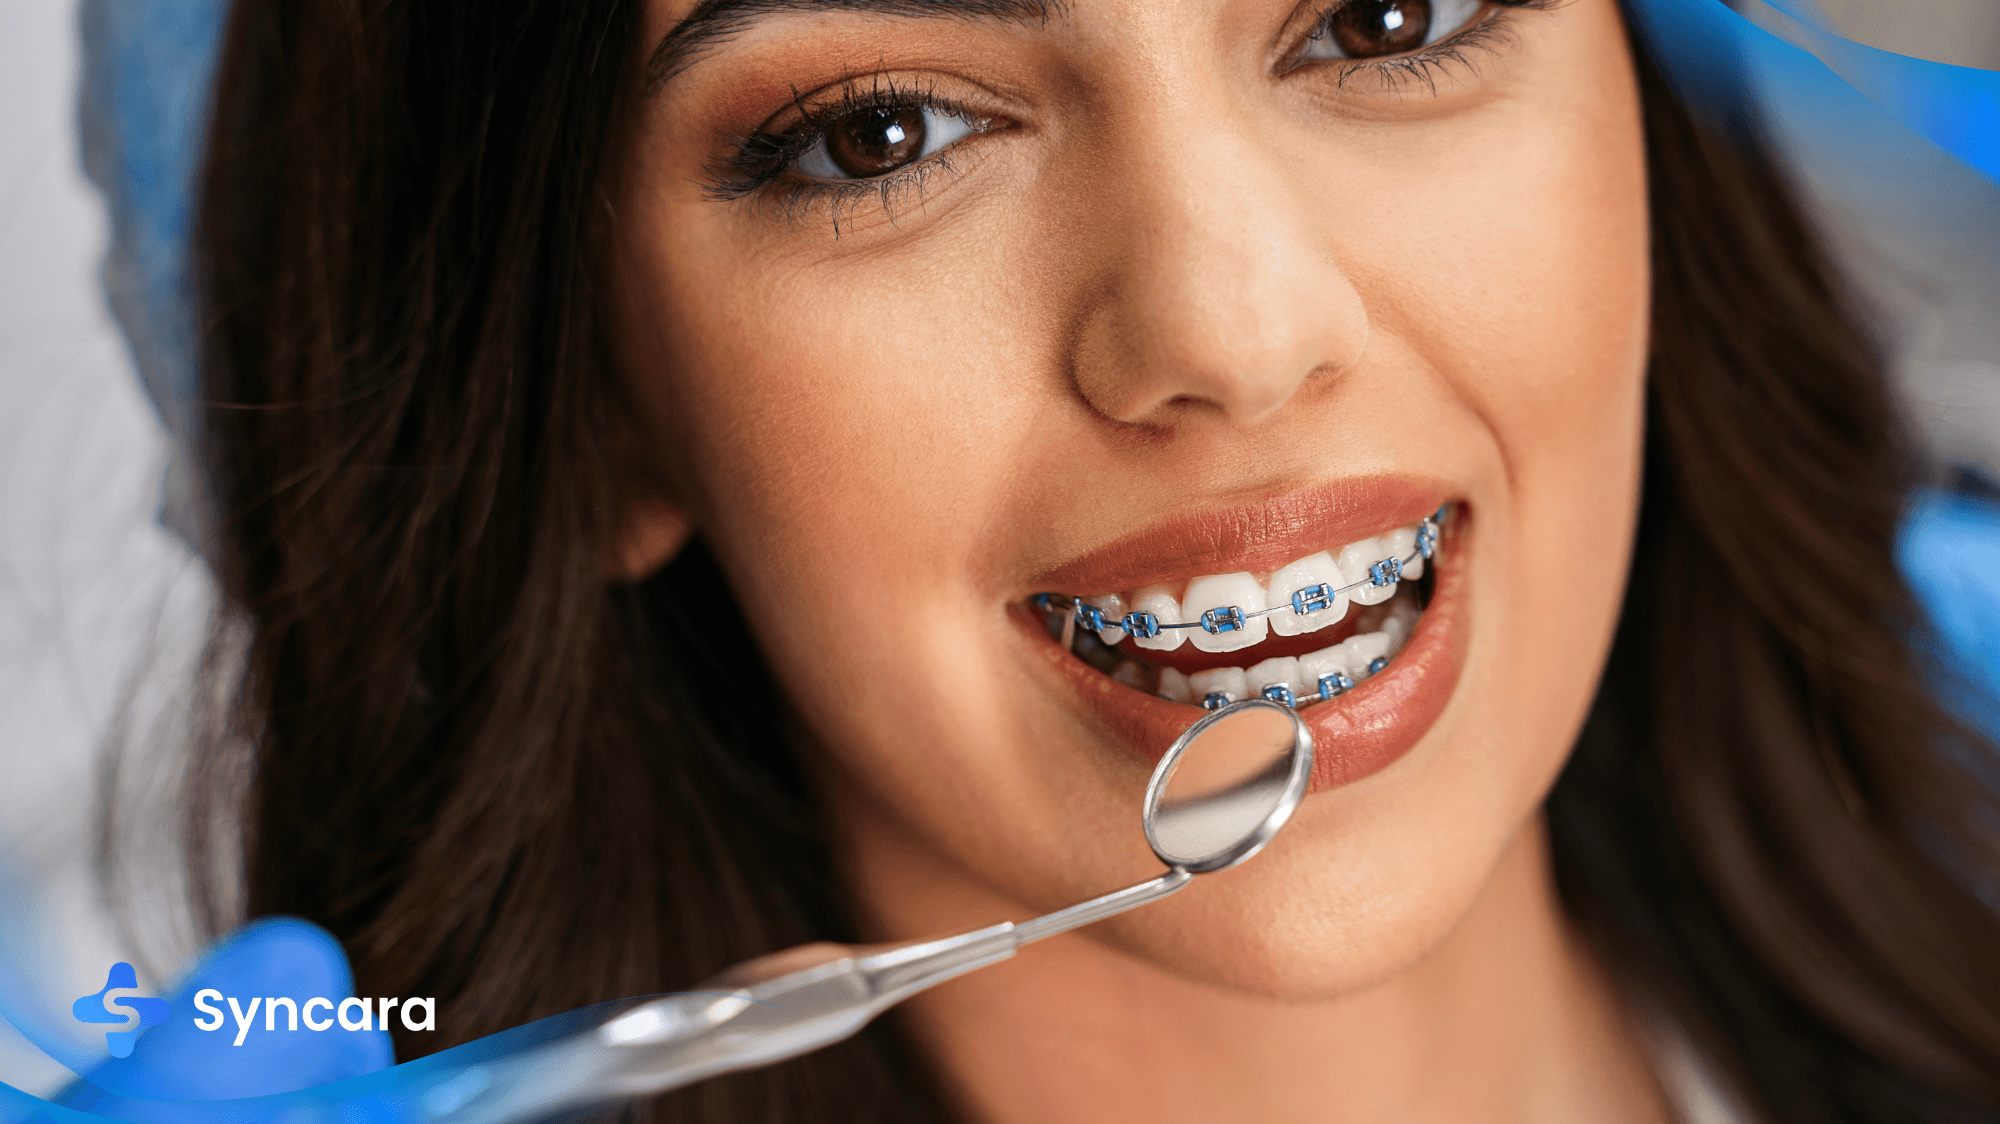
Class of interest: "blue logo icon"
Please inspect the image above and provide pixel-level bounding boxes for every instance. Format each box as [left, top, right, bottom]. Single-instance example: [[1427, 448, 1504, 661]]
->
[[73, 963, 170, 1058]]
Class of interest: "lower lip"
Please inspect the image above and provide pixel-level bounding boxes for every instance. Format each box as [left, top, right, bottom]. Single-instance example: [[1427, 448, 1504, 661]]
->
[[1027, 515, 1470, 794]]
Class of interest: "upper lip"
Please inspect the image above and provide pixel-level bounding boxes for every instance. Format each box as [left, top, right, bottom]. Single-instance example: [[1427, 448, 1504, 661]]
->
[[1025, 474, 1454, 598]]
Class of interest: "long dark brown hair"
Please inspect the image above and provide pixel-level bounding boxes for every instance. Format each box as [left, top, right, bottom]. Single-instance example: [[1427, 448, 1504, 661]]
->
[[187, 1, 2000, 1120]]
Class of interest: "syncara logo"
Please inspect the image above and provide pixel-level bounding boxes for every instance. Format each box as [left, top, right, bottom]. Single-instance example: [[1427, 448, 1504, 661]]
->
[[72, 963, 170, 1059]]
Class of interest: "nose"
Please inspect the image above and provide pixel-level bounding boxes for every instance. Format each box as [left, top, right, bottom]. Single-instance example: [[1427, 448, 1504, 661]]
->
[[1064, 104, 1369, 428]]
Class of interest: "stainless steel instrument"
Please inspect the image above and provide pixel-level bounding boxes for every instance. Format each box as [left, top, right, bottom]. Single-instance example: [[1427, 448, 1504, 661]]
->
[[423, 699, 1312, 1124]]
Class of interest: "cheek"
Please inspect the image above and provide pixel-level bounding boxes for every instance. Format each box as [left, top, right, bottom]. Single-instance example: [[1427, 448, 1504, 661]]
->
[[620, 222, 1024, 565], [1413, 27, 1651, 831], [608, 200, 1081, 797]]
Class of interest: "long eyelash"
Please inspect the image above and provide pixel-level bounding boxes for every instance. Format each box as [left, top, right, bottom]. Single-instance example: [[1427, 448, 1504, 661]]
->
[[1299, 0, 1562, 95], [702, 74, 982, 230], [756, 153, 960, 235]]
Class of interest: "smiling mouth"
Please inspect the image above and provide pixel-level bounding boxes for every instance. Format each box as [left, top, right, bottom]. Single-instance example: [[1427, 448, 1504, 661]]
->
[[1030, 505, 1450, 710]]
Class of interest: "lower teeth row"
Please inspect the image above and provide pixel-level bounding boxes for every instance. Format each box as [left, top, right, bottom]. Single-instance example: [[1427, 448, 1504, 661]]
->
[[1174, 594, 1420, 709]]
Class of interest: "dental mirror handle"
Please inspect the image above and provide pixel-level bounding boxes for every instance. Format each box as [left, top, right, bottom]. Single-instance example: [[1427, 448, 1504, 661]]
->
[[437, 869, 1191, 1123], [1010, 867, 1191, 944]]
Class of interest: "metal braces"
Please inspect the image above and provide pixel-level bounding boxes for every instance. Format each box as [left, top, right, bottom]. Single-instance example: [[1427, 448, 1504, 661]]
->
[[1199, 653, 1392, 712], [1035, 505, 1446, 639], [1035, 505, 1450, 711]]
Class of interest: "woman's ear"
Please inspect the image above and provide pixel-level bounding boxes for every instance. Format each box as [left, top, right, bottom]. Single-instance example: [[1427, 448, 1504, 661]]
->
[[601, 390, 695, 581], [607, 495, 692, 582]]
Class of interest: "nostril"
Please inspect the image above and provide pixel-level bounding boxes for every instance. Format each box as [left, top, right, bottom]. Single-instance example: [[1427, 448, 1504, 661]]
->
[[1064, 265, 1369, 427], [1099, 371, 1312, 429]]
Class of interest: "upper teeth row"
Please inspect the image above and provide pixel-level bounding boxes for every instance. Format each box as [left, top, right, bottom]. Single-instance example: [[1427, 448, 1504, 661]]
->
[[1038, 507, 1444, 656]]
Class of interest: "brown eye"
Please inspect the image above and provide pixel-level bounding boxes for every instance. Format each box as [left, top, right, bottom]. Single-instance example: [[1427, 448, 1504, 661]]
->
[[795, 104, 982, 181], [1325, 0, 1431, 57], [1298, 0, 1485, 62], [822, 107, 927, 178]]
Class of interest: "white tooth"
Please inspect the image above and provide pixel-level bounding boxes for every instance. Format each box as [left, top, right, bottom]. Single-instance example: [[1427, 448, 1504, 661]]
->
[[1111, 660, 1147, 689], [1337, 537, 1397, 607], [1381, 614, 1410, 655], [1381, 525, 1424, 580], [1246, 656, 1307, 699], [1345, 631, 1393, 680], [1156, 666, 1194, 703], [1182, 573, 1269, 653], [1382, 598, 1420, 654], [1265, 551, 1349, 637], [1188, 666, 1249, 705], [1130, 585, 1187, 651], [1086, 593, 1129, 645], [1300, 643, 1356, 699]]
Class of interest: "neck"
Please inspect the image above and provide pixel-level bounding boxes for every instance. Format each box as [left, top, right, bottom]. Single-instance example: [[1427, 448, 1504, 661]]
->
[[833, 803, 1673, 1124]]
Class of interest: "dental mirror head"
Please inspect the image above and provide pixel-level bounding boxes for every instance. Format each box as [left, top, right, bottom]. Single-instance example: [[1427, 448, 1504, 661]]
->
[[1142, 698, 1314, 874]]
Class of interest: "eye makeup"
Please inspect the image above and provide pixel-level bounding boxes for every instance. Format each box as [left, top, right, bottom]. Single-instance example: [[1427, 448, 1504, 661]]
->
[[703, 74, 1005, 228], [1288, 0, 1560, 90], [700, 0, 1559, 226]]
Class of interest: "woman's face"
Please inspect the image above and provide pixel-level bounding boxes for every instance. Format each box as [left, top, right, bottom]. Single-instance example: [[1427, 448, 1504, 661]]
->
[[609, 0, 1648, 996]]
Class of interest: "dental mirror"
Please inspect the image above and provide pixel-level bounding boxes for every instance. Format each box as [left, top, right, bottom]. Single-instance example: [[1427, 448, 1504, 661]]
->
[[426, 699, 1313, 1124], [1144, 698, 1315, 874]]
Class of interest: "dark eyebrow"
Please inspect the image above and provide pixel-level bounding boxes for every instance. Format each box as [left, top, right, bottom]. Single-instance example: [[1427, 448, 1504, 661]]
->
[[644, 0, 1065, 93]]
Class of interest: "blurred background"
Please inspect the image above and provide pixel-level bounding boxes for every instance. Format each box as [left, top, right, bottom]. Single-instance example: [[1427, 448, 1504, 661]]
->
[[0, 0, 1995, 1100], [1816, 0, 2000, 67], [1, 1, 220, 1096]]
